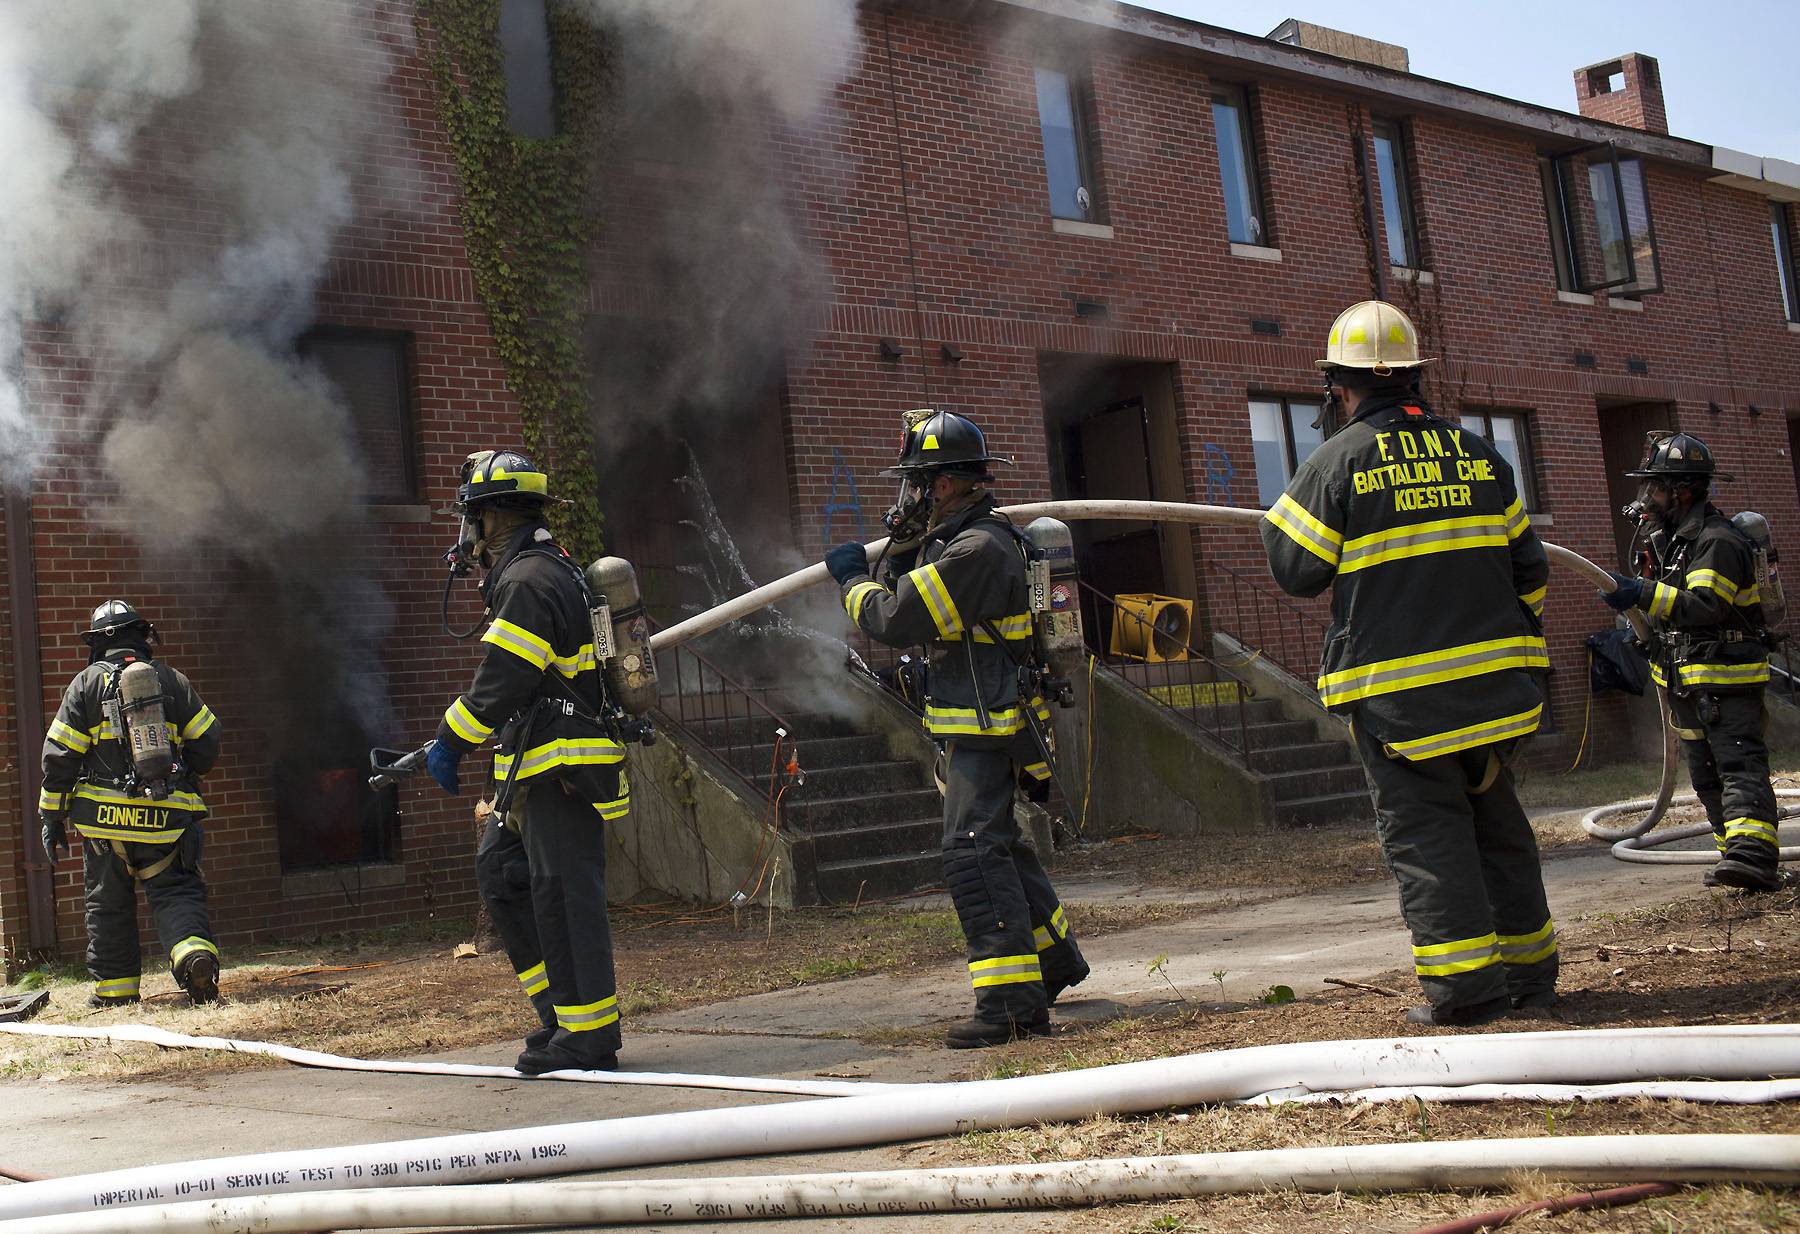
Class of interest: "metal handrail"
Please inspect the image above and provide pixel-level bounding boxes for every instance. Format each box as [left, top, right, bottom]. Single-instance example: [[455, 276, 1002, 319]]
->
[[1208, 558, 1329, 684], [1079, 581, 1253, 768], [648, 619, 802, 807]]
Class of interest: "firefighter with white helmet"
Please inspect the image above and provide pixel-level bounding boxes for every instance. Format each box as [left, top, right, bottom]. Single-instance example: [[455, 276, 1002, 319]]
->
[[39, 601, 223, 1007], [1601, 431, 1784, 892], [1261, 301, 1559, 1027]]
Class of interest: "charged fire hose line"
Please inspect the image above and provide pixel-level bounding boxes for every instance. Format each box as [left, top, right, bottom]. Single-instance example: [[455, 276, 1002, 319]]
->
[[1241, 1078, 1800, 1106], [6, 1135, 1794, 1234], [0, 1022, 895, 1099], [0, 1025, 1793, 1223]]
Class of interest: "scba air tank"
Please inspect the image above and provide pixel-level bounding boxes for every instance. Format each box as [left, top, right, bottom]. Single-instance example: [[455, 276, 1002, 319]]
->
[[117, 660, 177, 796], [1023, 517, 1085, 694], [583, 557, 659, 717]]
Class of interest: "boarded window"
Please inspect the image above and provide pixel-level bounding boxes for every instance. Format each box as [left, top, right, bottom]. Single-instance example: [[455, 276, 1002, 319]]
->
[[299, 329, 416, 504]]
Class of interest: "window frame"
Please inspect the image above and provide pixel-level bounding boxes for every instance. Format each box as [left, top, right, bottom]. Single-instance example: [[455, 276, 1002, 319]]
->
[[1034, 63, 1103, 223], [1212, 83, 1271, 247], [297, 326, 419, 506], [1543, 142, 1662, 296], [1370, 117, 1421, 270], [1459, 408, 1542, 512], [1774, 202, 1800, 323], [499, 0, 558, 139], [1247, 394, 1325, 506]]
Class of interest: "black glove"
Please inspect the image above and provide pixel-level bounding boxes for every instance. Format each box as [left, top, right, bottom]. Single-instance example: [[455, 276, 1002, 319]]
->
[[825, 542, 870, 586], [1602, 572, 1644, 613], [39, 813, 66, 862]]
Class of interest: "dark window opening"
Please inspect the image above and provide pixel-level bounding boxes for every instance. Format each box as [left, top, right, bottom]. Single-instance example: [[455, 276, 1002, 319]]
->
[[1035, 65, 1104, 222], [500, 0, 557, 139], [1213, 84, 1269, 246], [1371, 118, 1421, 269], [1773, 202, 1799, 323], [299, 329, 418, 504], [1461, 408, 1541, 511], [1248, 395, 1324, 506], [1543, 143, 1662, 295]]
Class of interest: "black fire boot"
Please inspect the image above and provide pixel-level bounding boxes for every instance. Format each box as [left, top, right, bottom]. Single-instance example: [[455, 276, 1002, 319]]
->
[[1510, 989, 1559, 1012], [87, 993, 140, 1010], [944, 1013, 1052, 1050], [174, 953, 221, 1006], [516, 1041, 619, 1076], [1712, 845, 1782, 893], [1403, 996, 1511, 1028], [525, 1025, 555, 1050]]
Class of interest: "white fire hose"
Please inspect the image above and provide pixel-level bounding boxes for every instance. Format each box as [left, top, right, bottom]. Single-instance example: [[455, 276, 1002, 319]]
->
[[9, 1135, 1797, 1234], [652, 499, 1786, 863], [0, 1025, 1792, 1223]]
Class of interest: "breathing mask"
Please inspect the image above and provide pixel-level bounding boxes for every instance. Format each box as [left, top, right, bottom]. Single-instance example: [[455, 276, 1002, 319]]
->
[[882, 470, 936, 545]]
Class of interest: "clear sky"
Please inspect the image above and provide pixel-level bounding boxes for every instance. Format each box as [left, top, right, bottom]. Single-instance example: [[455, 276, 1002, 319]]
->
[[1129, 1, 1799, 162]]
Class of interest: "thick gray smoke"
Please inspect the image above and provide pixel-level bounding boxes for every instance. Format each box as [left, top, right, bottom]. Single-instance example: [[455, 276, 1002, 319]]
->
[[0, 0, 400, 547]]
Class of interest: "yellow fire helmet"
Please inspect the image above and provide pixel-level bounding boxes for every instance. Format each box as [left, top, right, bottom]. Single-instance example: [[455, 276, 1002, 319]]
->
[[1316, 300, 1434, 374]]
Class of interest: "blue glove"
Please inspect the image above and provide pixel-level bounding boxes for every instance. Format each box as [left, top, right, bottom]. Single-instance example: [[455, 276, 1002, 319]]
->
[[825, 542, 870, 586], [1602, 572, 1644, 612], [427, 741, 464, 795]]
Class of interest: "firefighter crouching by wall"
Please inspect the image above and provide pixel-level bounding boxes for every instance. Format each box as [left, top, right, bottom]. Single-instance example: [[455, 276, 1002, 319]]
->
[[1261, 301, 1558, 1028], [38, 601, 222, 1007], [1599, 432, 1786, 892], [826, 411, 1088, 1048], [428, 450, 629, 1076]]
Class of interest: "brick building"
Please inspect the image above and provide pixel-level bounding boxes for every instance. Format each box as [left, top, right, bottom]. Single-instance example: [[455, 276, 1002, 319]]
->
[[4, 0, 1799, 953]]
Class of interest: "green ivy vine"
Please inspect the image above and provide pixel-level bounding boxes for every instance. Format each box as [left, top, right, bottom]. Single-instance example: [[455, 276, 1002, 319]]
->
[[416, 0, 610, 562]]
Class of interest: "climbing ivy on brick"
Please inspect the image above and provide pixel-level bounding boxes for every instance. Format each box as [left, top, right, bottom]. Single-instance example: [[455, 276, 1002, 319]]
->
[[416, 0, 609, 561]]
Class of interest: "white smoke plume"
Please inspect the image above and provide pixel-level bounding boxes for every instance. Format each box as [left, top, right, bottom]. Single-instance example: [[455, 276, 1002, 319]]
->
[[0, 0, 404, 549]]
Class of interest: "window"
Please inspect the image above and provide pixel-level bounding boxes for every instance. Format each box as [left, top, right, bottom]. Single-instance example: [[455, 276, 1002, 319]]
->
[[1542, 143, 1661, 295], [1212, 85, 1268, 246], [1371, 119, 1420, 269], [1774, 203, 1799, 323], [1248, 397, 1324, 506], [500, 0, 556, 138], [299, 329, 417, 504], [1035, 66, 1101, 222], [1461, 409, 1541, 511]]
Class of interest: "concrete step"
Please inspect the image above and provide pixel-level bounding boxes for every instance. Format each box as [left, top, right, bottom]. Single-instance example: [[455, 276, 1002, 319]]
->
[[1241, 719, 1320, 751], [662, 709, 861, 749], [717, 734, 890, 776], [815, 849, 943, 904], [1263, 765, 1369, 802], [757, 760, 929, 801], [784, 788, 945, 833], [1276, 790, 1376, 827], [810, 817, 940, 865], [1249, 740, 1357, 775]]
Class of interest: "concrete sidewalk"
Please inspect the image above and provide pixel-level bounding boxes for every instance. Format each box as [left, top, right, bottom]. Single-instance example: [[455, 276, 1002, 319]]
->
[[0, 844, 1698, 1232]]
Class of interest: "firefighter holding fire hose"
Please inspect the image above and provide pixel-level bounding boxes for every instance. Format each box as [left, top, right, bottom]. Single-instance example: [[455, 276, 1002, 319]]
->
[[827, 411, 1088, 1048], [427, 450, 630, 1076], [38, 601, 223, 1007]]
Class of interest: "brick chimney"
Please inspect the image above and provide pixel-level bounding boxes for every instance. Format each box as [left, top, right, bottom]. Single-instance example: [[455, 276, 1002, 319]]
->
[[1573, 53, 1668, 134]]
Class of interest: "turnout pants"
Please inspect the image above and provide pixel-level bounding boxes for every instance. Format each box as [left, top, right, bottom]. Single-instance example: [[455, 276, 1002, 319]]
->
[[1354, 726, 1558, 1014], [82, 827, 216, 1003], [941, 742, 1085, 1024], [475, 781, 621, 1061], [1670, 687, 1778, 867]]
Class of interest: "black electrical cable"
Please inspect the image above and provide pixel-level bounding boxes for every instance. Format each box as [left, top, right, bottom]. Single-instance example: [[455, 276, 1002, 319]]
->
[[440, 569, 482, 641]]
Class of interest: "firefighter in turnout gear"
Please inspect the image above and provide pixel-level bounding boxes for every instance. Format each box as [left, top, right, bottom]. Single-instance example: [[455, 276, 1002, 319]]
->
[[1600, 432, 1783, 892], [1261, 301, 1558, 1027], [828, 410, 1087, 1049], [433, 450, 629, 1075], [38, 601, 222, 1007]]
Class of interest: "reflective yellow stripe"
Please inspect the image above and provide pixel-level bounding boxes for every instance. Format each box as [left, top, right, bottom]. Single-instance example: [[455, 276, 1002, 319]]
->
[[552, 644, 598, 679], [444, 697, 494, 744], [1503, 497, 1528, 542], [924, 697, 1051, 738], [38, 787, 66, 811], [1385, 704, 1543, 761], [171, 936, 218, 968], [517, 962, 549, 998], [1519, 585, 1547, 616], [1264, 494, 1342, 566], [1685, 569, 1739, 603], [951, 612, 1036, 643], [47, 719, 91, 754], [969, 953, 1043, 988], [1337, 514, 1508, 574], [493, 736, 628, 781], [181, 707, 217, 741], [555, 995, 620, 1033], [482, 618, 553, 671], [593, 795, 630, 821], [1021, 760, 1051, 781], [1498, 919, 1557, 966], [72, 784, 205, 812], [94, 977, 140, 1000], [1675, 661, 1770, 688], [910, 563, 964, 638], [1648, 580, 1678, 620], [1725, 818, 1778, 845], [844, 581, 883, 624], [1413, 932, 1500, 976], [1736, 583, 1763, 607], [1317, 636, 1549, 708], [74, 821, 186, 843]]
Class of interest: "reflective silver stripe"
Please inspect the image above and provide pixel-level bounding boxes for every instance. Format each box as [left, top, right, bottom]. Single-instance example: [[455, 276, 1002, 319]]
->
[[482, 619, 552, 670], [1263, 494, 1342, 566], [1386, 705, 1543, 761], [1318, 637, 1549, 707], [493, 737, 628, 780], [1336, 515, 1507, 573]]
